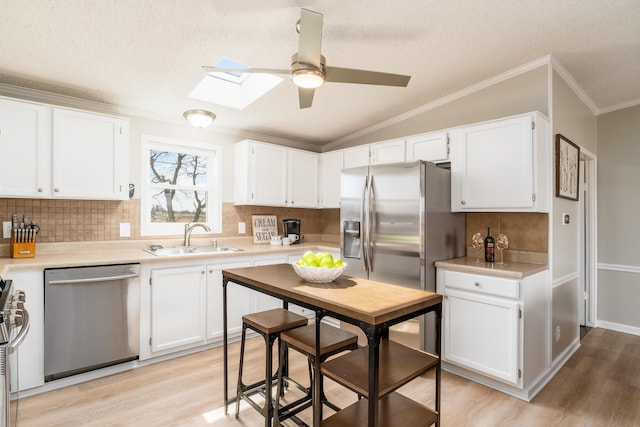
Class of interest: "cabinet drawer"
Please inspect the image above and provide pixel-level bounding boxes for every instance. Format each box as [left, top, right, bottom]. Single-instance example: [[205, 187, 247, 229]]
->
[[444, 271, 519, 299]]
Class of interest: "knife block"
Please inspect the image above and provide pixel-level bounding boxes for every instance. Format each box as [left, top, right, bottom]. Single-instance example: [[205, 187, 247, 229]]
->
[[10, 237, 36, 258]]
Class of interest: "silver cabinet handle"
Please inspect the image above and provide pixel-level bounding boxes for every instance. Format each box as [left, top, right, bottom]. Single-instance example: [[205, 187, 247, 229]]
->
[[474, 282, 480, 287], [37, 187, 44, 193], [54, 188, 60, 192], [461, 200, 466, 205]]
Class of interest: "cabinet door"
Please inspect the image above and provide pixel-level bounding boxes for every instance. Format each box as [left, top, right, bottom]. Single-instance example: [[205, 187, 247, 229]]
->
[[450, 115, 535, 211], [406, 132, 449, 163], [343, 145, 370, 168], [0, 98, 51, 197], [52, 108, 129, 200], [370, 139, 405, 164], [9, 269, 45, 391], [288, 149, 318, 207], [253, 257, 286, 311], [207, 261, 253, 343], [150, 265, 207, 353], [251, 142, 288, 206], [443, 289, 521, 386], [319, 150, 343, 208]]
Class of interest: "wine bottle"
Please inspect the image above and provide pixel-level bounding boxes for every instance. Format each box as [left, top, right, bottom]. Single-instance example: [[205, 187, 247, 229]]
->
[[484, 227, 495, 263]]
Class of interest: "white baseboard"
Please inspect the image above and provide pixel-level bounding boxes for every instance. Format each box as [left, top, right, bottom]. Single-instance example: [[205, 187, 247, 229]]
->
[[596, 320, 640, 336]]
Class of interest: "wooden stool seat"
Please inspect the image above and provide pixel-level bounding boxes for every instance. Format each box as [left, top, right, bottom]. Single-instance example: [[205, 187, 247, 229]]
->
[[242, 308, 308, 334], [281, 323, 359, 359], [235, 308, 308, 427], [275, 323, 359, 426]]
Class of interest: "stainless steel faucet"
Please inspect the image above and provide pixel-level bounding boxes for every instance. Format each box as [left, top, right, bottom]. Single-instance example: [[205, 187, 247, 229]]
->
[[184, 222, 211, 246]]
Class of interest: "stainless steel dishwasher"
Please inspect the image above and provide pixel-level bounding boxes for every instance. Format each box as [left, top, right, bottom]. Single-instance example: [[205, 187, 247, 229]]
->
[[44, 264, 140, 381]]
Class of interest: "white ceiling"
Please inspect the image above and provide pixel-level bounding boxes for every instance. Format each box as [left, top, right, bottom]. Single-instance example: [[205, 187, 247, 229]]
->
[[1, 1, 639, 148]]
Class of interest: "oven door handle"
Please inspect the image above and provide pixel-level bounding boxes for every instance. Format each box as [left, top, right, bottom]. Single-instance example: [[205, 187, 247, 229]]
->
[[47, 273, 140, 285], [8, 306, 29, 354]]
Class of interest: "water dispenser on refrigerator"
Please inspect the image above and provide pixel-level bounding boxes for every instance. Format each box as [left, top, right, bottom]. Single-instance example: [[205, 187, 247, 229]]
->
[[342, 220, 361, 259]]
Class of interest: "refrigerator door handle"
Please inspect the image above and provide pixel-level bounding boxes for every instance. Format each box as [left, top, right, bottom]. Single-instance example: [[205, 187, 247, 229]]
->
[[366, 174, 375, 273], [361, 175, 369, 272]]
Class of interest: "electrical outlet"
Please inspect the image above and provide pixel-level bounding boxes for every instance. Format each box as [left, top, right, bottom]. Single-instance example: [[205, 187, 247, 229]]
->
[[238, 222, 246, 234], [119, 223, 131, 238], [555, 325, 561, 342], [562, 213, 570, 225], [2, 221, 11, 239]]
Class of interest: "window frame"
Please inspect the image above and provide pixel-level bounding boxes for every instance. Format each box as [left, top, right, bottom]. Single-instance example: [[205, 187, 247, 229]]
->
[[140, 134, 222, 237]]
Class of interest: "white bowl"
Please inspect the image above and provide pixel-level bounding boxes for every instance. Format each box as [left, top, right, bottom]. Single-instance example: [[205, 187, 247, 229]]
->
[[292, 264, 345, 283]]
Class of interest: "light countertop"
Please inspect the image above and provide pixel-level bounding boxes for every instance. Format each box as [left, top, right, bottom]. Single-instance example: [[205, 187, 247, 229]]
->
[[435, 257, 547, 279], [0, 236, 340, 276]]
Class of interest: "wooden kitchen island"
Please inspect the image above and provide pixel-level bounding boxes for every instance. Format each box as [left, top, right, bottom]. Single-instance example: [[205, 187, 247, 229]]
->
[[222, 263, 442, 427]]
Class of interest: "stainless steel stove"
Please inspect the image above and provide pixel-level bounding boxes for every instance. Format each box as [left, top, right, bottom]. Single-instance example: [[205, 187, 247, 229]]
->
[[0, 279, 30, 427]]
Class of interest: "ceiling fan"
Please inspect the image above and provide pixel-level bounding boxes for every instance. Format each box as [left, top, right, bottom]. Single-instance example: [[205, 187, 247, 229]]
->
[[202, 8, 411, 109]]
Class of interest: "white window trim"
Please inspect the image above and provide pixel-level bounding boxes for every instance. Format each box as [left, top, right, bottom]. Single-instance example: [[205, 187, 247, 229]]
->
[[140, 134, 222, 237]]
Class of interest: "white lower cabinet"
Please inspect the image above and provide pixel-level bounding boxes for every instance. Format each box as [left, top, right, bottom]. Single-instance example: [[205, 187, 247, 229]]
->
[[149, 265, 207, 354], [207, 260, 253, 344], [141, 253, 305, 359], [253, 256, 287, 312], [437, 268, 549, 400], [443, 289, 520, 385]]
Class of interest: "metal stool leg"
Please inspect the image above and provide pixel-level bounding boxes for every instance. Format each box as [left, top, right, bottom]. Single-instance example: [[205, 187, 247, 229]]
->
[[235, 323, 248, 418]]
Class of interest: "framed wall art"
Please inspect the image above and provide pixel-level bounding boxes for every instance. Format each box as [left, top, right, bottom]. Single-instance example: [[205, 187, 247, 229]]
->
[[555, 134, 580, 201]]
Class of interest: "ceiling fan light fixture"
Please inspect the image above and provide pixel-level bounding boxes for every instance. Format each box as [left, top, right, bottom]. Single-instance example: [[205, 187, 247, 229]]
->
[[292, 68, 325, 89], [183, 109, 216, 128]]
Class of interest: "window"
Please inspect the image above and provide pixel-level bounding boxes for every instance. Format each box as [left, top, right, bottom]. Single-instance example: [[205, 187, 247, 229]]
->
[[140, 135, 221, 236]]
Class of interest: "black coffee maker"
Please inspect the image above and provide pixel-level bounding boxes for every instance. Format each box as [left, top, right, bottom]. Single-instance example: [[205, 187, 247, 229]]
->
[[282, 219, 301, 244]]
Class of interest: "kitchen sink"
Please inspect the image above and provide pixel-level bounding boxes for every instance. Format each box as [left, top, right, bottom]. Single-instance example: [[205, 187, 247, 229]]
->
[[144, 245, 244, 256]]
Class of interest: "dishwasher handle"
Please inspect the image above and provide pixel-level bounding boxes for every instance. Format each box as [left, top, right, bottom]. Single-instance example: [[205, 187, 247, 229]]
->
[[47, 273, 140, 285]]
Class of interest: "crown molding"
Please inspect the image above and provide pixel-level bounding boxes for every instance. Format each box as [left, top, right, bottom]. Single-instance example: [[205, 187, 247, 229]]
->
[[548, 55, 599, 115], [597, 98, 640, 115], [328, 56, 554, 148]]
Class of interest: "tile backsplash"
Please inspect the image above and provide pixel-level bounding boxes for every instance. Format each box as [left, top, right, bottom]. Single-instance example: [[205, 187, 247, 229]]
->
[[466, 212, 548, 263], [0, 198, 339, 243]]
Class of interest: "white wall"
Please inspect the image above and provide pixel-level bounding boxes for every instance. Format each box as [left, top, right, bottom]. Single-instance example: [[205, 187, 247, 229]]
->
[[331, 65, 549, 149], [549, 69, 597, 359], [596, 105, 640, 333]]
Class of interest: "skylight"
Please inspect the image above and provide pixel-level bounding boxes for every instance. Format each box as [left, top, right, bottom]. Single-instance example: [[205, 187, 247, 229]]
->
[[189, 58, 284, 110]]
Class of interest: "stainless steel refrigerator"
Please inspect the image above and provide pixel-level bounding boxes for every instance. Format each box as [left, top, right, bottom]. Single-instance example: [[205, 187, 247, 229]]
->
[[340, 160, 465, 353]]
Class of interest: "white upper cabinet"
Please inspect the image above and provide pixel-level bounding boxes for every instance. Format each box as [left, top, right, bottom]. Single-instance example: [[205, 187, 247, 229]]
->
[[234, 140, 318, 208], [405, 132, 449, 163], [235, 140, 288, 206], [0, 97, 129, 200], [0, 97, 51, 198], [288, 148, 318, 208], [52, 107, 129, 200], [318, 150, 343, 208], [449, 112, 549, 212], [343, 145, 370, 168], [370, 138, 406, 164]]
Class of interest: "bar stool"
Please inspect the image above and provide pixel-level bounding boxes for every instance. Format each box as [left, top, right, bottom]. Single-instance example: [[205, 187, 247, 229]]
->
[[235, 308, 308, 427], [274, 322, 359, 426]]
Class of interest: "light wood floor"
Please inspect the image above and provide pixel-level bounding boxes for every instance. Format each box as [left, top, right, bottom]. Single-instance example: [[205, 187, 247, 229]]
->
[[13, 327, 640, 426]]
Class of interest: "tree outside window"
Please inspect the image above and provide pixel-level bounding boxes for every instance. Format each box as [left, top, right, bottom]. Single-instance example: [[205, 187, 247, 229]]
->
[[141, 136, 221, 236]]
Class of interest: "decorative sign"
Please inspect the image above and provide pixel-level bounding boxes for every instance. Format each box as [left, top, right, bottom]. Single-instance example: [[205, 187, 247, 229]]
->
[[252, 215, 277, 244]]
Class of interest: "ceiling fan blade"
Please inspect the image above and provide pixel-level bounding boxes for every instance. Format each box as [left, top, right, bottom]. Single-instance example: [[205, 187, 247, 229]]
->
[[325, 66, 411, 87], [298, 87, 315, 109], [297, 9, 323, 68], [202, 66, 290, 75]]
